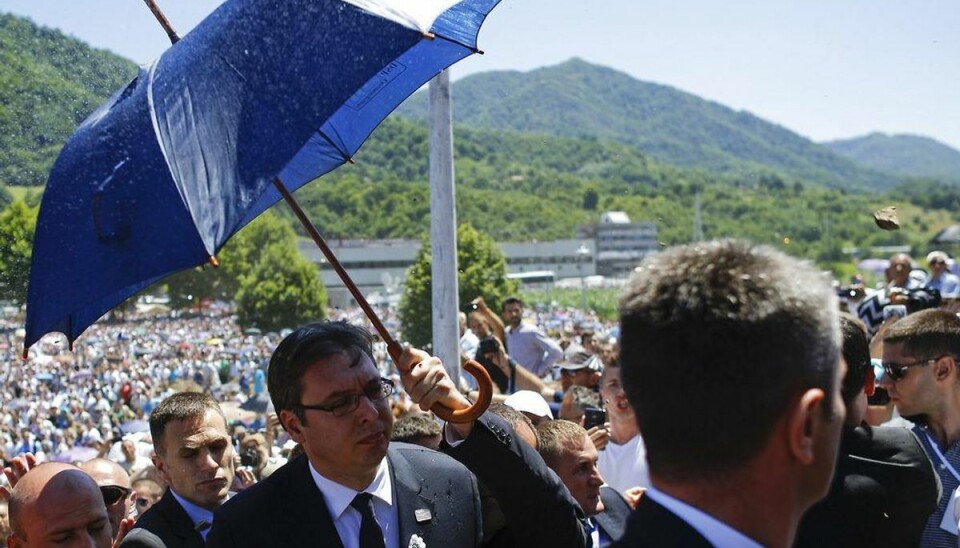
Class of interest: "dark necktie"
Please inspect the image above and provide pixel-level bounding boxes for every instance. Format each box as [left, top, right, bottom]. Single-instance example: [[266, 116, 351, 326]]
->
[[350, 493, 386, 548]]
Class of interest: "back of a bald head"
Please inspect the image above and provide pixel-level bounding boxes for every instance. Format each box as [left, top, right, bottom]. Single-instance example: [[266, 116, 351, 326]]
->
[[80, 457, 131, 487], [8, 463, 98, 537]]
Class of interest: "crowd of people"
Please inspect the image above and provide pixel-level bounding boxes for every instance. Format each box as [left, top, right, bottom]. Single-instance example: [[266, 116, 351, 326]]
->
[[4, 243, 960, 547]]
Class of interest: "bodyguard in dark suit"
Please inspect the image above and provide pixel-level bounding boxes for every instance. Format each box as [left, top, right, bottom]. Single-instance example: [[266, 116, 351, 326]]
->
[[121, 490, 205, 548], [121, 393, 236, 548], [614, 241, 847, 548], [794, 314, 941, 548], [208, 321, 588, 548]]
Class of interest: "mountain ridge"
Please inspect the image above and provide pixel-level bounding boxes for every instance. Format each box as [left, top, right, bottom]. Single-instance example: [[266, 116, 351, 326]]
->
[[397, 58, 903, 190], [823, 132, 960, 184]]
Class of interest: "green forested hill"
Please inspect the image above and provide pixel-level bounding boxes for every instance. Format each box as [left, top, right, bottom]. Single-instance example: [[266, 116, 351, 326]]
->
[[294, 116, 958, 262], [823, 133, 960, 184], [2, 12, 959, 265], [0, 12, 137, 186], [395, 58, 899, 191]]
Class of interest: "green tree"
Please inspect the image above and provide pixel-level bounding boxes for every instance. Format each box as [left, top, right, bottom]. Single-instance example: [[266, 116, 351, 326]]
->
[[400, 224, 517, 348], [0, 200, 38, 304], [235, 243, 327, 331], [165, 211, 299, 307]]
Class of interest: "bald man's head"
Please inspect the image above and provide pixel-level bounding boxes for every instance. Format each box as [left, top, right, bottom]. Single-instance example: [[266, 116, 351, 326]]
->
[[7, 463, 112, 548], [79, 458, 132, 539]]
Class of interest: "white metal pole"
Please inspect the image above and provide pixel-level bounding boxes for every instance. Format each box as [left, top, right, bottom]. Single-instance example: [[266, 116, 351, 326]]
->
[[428, 69, 461, 385]]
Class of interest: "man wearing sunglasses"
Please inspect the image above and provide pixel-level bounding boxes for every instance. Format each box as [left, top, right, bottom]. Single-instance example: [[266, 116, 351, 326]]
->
[[880, 308, 960, 547], [80, 458, 136, 540], [208, 321, 589, 548]]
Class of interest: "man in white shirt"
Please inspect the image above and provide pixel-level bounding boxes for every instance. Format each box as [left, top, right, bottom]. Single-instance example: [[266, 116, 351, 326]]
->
[[596, 362, 649, 496], [613, 240, 846, 548]]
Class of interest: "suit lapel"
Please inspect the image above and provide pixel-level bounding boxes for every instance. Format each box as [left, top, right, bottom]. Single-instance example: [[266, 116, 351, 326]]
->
[[595, 487, 630, 542], [158, 490, 205, 548], [389, 448, 435, 548], [278, 455, 345, 548]]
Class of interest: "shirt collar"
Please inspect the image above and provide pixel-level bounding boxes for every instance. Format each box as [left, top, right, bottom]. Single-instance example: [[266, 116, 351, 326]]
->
[[169, 489, 216, 530], [644, 486, 763, 548], [309, 457, 393, 519]]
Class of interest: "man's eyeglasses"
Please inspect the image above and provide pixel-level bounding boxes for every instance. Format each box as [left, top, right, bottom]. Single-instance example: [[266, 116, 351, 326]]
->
[[882, 354, 953, 381], [294, 378, 395, 417], [100, 485, 132, 506]]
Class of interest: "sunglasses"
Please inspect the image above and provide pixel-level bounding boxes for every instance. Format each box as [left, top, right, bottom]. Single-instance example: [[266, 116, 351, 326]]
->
[[99, 485, 132, 506], [882, 354, 953, 381]]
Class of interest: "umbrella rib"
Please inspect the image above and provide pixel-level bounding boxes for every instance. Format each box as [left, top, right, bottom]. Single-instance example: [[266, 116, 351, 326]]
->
[[317, 130, 354, 164], [425, 32, 483, 55]]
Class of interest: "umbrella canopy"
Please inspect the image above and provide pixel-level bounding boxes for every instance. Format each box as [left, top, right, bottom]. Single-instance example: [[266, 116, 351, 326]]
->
[[25, 0, 501, 352]]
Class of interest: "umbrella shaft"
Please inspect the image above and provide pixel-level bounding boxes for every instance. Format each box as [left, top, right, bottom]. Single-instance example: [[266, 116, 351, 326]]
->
[[272, 178, 403, 361]]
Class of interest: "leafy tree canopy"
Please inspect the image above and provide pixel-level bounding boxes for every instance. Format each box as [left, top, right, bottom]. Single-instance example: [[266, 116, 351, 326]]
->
[[399, 224, 517, 349], [0, 200, 38, 304]]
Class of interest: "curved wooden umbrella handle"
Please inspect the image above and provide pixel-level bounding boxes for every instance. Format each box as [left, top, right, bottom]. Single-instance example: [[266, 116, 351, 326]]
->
[[431, 359, 493, 423]]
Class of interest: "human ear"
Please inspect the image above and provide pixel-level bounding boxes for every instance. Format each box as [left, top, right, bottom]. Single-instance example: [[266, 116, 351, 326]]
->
[[787, 388, 826, 465], [934, 356, 955, 381], [279, 409, 306, 443], [151, 453, 171, 487], [863, 367, 876, 397]]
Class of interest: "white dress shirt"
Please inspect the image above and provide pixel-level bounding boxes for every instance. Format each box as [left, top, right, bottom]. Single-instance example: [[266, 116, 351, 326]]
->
[[644, 486, 762, 548], [309, 458, 399, 548]]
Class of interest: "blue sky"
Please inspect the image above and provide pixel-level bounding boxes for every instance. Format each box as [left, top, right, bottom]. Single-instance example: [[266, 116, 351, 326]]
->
[[2, 0, 959, 149]]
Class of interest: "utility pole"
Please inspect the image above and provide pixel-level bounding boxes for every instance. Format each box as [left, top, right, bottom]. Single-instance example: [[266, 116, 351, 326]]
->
[[428, 70, 461, 384]]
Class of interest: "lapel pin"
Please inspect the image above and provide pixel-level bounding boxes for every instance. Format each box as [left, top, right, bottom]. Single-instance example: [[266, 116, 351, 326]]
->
[[414, 509, 432, 523]]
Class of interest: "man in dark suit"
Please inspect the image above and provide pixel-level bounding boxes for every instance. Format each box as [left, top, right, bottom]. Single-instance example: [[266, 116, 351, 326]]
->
[[121, 393, 236, 548], [794, 313, 940, 547], [615, 240, 847, 548], [207, 321, 588, 548], [537, 419, 630, 547]]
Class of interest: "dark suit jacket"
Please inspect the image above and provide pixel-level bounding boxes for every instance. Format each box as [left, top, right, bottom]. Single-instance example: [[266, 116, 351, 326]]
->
[[206, 443, 483, 548], [444, 413, 590, 548], [595, 486, 631, 545], [611, 495, 713, 548], [120, 490, 205, 548], [793, 424, 941, 548]]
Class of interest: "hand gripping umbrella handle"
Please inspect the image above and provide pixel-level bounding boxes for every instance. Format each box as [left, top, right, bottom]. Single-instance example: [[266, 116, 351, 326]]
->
[[273, 179, 493, 423]]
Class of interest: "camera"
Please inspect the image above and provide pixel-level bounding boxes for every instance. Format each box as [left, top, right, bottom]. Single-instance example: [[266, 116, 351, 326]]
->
[[836, 285, 865, 300], [240, 446, 261, 469], [583, 406, 606, 430]]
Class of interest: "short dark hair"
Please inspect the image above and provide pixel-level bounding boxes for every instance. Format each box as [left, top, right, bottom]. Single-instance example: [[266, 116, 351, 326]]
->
[[150, 392, 225, 456], [502, 297, 523, 310], [537, 420, 587, 468], [618, 240, 840, 482], [883, 308, 960, 360], [391, 413, 441, 445], [268, 321, 374, 423], [839, 313, 871, 408]]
